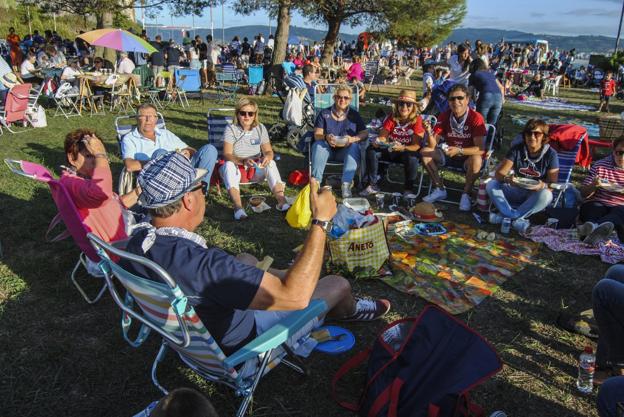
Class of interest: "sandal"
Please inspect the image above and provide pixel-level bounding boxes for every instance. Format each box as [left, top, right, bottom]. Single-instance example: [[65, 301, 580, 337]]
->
[[556, 311, 599, 339]]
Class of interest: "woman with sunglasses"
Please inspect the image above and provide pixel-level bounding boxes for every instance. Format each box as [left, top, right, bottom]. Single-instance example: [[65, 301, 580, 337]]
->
[[312, 85, 368, 197], [61, 129, 142, 270], [577, 136, 624, 245], [361, 89, 425, 196], [486, 119, 559, 232], [220, 98, 289, 220]]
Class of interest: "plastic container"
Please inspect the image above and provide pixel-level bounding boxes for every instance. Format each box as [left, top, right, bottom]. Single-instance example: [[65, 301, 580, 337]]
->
[[343, 197, 370, 212], [501, 218, 511, 234], [576, 346, 595, 394], [329, 205, 355, 239], [375, 193, 385, 209]]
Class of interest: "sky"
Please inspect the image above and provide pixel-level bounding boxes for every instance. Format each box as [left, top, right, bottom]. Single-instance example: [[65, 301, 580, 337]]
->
[[143, 0, 624, 38]]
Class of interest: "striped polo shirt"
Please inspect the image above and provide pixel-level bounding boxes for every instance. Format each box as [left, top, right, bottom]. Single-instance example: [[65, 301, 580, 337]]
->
[[583, 155, 624, 207]]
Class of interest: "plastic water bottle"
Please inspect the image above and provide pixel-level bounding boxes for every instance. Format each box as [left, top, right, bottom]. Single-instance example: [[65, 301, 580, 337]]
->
[[576, 346, 596, 394], [501, 217, 511, 234]]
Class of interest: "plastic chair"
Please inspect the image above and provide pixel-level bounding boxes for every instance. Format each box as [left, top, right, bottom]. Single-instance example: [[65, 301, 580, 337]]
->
[[544, 75, 562, 96], [174, 68, 202, 106], [88, 232, 327, 417], [426, 124, 496, 205], [115, 113, 166, 195], [4, 159, 124, 303]]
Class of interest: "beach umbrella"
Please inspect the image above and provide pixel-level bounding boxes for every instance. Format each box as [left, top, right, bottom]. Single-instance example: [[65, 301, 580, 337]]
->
[[77, 28, 157, 54]]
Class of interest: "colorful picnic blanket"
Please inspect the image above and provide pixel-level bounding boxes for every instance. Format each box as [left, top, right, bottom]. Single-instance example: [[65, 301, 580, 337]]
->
[[526, 225, 624, 264], [508, 97, 596, 112], [382, 221, 539, 315], [510, 114, 600, 138]]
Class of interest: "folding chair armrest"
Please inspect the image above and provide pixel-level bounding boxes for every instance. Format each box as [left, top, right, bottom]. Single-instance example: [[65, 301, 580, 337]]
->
[[224, 299, 327, 369]]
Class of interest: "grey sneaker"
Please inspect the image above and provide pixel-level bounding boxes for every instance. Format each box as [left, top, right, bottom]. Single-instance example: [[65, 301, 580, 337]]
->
[[359, 184, 380, 196], [583, 222, 614, 245], [577, 221, 596, 239], [512, 218, 531, 234], [341, 182, 352, 198]]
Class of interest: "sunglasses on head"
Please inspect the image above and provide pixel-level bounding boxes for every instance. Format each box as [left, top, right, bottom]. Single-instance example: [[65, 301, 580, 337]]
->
[[335, 95, 351, 101], [448, 95, 466, 102], [238, 111, 256, 117], [189, 182, 208, 196], [397, 101, 414, 108]]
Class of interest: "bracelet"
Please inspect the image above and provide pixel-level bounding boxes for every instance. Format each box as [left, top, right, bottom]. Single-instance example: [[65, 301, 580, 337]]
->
[[94, 153, 109, 161]]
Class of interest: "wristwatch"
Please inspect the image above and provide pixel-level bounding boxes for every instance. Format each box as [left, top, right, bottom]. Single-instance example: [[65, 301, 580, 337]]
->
[[311, 218, 332, 233]]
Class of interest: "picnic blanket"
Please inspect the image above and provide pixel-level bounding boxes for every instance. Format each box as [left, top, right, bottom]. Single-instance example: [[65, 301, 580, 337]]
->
[[382, 221, 540, 314], [525, 225, 624, 264], [508, 97, 596, 112], [510, 114, 599, 138]]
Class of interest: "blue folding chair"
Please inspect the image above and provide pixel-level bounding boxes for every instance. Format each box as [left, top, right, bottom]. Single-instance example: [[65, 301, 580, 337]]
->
[[87, 232, 327, 417], [551, 132, 586, 207], [216, 65, 242, 103], [174, 68, 202, 106], [247, 64, 264, 87]]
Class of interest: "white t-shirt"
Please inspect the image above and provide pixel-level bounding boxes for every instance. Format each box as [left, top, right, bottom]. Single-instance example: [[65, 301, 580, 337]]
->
[[20, 60, 36, 77], [61, 66, 81, 81], [448, 55, 470, 86], [117, 57, 136, 74]]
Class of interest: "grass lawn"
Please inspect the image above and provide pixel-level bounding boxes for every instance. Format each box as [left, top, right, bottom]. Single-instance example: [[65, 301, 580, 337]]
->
[[0, 76, 619, 417]]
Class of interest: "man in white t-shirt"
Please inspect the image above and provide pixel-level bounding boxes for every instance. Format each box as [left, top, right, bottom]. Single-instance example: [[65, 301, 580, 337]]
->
[[61, 60, 82, 87], [117, 52, 136, 74]]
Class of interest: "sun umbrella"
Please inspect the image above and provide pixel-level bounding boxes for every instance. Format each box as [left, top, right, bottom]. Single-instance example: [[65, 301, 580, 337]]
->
[[78, 28, 157, 54]]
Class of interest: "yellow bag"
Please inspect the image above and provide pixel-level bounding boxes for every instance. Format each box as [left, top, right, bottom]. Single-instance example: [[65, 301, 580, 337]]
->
[[286, 184, 312, 229], [328, 218, 389, 272]]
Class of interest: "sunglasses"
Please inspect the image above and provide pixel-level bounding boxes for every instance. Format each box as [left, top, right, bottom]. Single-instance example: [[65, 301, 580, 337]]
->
[[525, 130, 545, 139], [238, 111, 256, 117], [615, 150, 624, 157], [397, 101, 414, 108], [335, 95, 351, 101], [448, 96, 466, 102], [189, 182, 208, 196]]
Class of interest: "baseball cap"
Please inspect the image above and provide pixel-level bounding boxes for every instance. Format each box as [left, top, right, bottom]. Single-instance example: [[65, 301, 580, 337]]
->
[[137, 152, 207, 209]]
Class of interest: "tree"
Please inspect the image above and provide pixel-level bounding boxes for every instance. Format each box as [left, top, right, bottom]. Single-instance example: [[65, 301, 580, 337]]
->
[[297, 0, 465, 64]]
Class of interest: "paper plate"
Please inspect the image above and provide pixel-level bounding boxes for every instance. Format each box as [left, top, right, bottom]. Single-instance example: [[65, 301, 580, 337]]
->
[[600, 183, 624, 194], [512, 177, 540, 189], [313, 325, 355, 355]]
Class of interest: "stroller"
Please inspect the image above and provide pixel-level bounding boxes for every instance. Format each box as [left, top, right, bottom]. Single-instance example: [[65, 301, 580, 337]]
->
[[267, 73, 315, 153]]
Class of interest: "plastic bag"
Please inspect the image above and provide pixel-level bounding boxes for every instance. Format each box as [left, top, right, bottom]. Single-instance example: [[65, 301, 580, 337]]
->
[[286, 184, 311, 229]]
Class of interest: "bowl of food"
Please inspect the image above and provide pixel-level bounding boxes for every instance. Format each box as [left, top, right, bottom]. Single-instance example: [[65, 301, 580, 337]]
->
[[249, 196, 266, 207], [333, 135, 349, 146]]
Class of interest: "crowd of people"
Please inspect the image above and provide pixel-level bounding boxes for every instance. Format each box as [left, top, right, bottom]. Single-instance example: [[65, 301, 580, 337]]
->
[[4, 23, 624, 417]]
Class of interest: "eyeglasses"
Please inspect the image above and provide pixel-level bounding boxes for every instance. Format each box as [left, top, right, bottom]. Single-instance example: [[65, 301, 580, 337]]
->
[[525, 130, 545, 139], [448, 96, 466, 102], [397, 101, 414, 108], [614, 150, 624, 157], [189, 182, 208, 196], [335, 95, 351, 101], [238, 111, 256, 117], [138, 114, 157, 120]]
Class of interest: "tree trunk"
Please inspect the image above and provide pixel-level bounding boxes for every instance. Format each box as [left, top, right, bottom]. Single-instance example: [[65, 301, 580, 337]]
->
[[321, 17, 341, 65], [272, 0, 292, 66], [95, 11, 116, 65]]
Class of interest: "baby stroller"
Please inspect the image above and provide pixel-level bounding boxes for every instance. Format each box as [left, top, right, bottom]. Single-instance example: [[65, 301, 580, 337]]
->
[[268, 74, 315, 153]]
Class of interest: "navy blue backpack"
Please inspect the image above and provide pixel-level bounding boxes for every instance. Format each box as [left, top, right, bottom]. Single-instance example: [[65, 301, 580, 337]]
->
[[332, 305, 502, 417]]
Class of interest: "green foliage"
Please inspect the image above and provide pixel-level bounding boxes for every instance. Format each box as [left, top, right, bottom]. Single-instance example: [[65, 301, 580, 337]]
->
[[383, 0, 466, 48], [0, 5, 93, 39], [609, 51, 624, 71]]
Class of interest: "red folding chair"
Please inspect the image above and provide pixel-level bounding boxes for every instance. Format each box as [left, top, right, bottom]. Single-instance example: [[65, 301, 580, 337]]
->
[[0, 83, 32, 134]]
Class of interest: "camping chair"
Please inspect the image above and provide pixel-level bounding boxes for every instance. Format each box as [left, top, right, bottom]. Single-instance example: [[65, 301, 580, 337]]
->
[[0, 83, 32, 134], [376, 115, 438, 197], [53, 82, 81, 119], [215, 70, 241, 103], [426, 124, 497, 206], [104, 74, 134, 113], [247, 64, 264, 91], [4, 159, 125, 304], [364, 60, 380, 92], [115, 113, 166, 195], [398, 67, 414, 86], [551, 131, 587, 208], [27, 82, 44, 113], [544, 75, 562, 96], [174, 68, 202, 106], [87, 232, 327, 417]]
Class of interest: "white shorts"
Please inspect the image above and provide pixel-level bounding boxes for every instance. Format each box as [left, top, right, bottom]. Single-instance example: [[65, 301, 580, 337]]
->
[[220, 160, 284, 190]]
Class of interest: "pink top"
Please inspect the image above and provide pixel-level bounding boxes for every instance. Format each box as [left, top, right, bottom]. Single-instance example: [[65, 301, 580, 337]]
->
[[60, 166, 127, 244], [347, 62, 364, 82]]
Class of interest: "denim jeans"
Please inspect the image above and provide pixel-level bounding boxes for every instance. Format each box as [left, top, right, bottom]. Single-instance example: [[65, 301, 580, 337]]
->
[[311, 140, 360, 183], [593, 264, 624, 368], [597, 376, 624, 417], [366, 147, 420, 191], [152, 144, 218, 185], [486, 179, 553, 219], [476, 92, 503, 125]]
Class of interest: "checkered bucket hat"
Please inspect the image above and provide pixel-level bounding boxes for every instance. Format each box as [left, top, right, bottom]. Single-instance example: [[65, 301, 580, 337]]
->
[[138, 152, 207, 208]]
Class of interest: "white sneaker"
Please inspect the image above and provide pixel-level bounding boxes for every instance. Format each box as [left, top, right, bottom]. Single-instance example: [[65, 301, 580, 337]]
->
[[360, 184, 380, 196], [459, 193, 471, 211], [234, 208, 248, 220], [512, 218, 530, 234], [489, 212, 503, 225], [423, 187, 447, 203], [341, 182, 352, 198]]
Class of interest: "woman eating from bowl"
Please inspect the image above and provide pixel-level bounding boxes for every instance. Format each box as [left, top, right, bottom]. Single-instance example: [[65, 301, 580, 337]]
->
[[220, 98, 289, 220], [361, 89, 425, 196], [311, 84, 368, 198], [577, 136, 624, 245], [486, 119, 559, 233]]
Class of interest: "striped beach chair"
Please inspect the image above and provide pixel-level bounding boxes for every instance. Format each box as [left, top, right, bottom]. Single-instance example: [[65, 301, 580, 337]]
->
[[88, 233, 327, 417], [551, 132, 586, 207]]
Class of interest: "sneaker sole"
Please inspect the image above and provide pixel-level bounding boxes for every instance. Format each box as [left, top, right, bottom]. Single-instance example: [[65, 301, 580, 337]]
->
[[584, 223, 614, 245]]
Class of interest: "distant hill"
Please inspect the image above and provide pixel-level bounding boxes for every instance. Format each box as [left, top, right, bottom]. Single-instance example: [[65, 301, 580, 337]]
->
[[146, 24, 358, 45], [447, 28, 616, 54]]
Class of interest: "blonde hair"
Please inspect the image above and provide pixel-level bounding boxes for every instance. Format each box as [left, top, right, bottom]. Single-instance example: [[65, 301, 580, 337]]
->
[[234, 97, 260, 128], [333, 84, 353, 101], [391, 89, 420, 124]]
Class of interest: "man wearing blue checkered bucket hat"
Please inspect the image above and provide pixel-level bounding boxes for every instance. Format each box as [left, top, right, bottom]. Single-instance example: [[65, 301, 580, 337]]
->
[[122, 151, 391, 355]]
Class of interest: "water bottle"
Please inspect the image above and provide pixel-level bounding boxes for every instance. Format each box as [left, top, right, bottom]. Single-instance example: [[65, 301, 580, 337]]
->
[[501, 217, 511, 234], [576, 346, 595, 394]]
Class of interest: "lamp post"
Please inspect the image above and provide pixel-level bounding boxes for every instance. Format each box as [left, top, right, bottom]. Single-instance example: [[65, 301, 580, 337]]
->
[[221, 1, 225, 44], [616, 0, 624, 52]]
